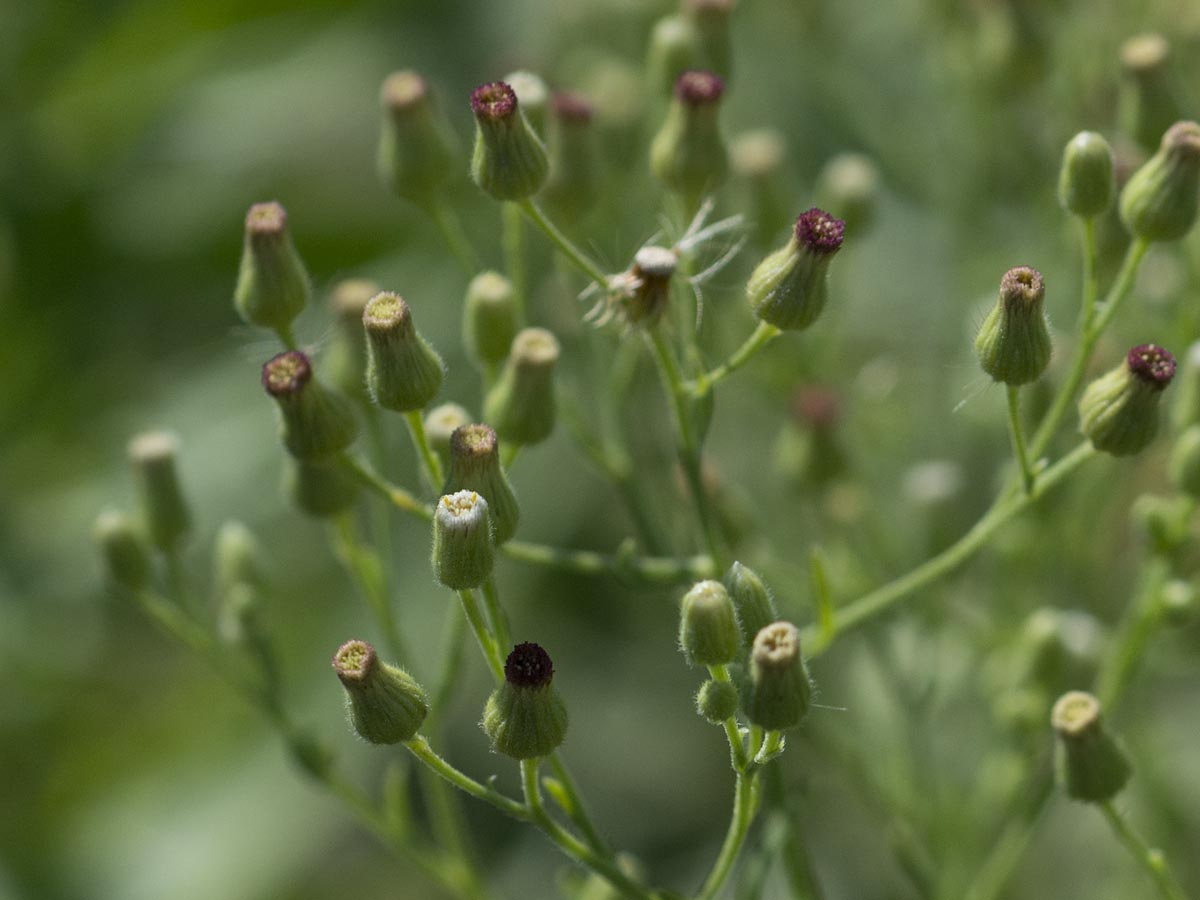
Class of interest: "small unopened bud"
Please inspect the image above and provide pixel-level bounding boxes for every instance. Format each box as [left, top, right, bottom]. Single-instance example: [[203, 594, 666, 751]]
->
[[377, 71, 457, 206], [333, 640, 429, 744], [283, 457, 362, 518], [1079, 344, 1176, 456], [1118, 34, 1183, 153], [744, 622, 813, 730], [483, 642, 568, 759], [424, 403, 472, 467], [431, 491, 494, 590], [724, 562, 778, 654], [1051, 691, 1132, 803], [484, 328, 560, 446], [731, 129, 789, 243], [679, 580, 741, 666], [1169, 425, 1200, 497], [234, 201, 311, 334], [363, 292, 445, 413], [128, 431, 191, 551], [614, 245, 677, 327], [262, 351, 359, 460], [1170, 342, 1200, 433], [94, 509, 151, 590], [1159, 579, 1197, 626], [815, 153, 881, 237], [323, 278, 380, 401], [1057, 132, 1116, 218], [647, 16, 702, 98], [1131, 493, 1192, 556], [695, 678, 739, 723], [747, 208, 844, 331], [463, 272, 518, 371], [1119, 121, 1200, 242], [213, 521, 264, 596], [543, 92, 601, 221], [650, 70, 729, 208], [683, 0, 734, 82], [443, 424, 520, 543], [470, 81, 549, 202], [504, 71, 550, 137], [975, 266, 1052, 385]]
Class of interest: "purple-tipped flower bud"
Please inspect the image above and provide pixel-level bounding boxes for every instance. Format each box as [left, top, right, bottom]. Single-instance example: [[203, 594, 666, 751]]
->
[[333, 640, 429, 744], [128, 431, 191, 552], [483, 642, 568, 759], [283, 457, 362, 518], [377, 71, 457, 205], [695, 678, 739, 723], [94, 509, 151, 590], [1118, 34, 1183, 153], [543, 92, 601, 221], [323, 278, 380, 402], [1119, 121, 1200, 242], [679, 580, 741, 666], [974, 266, 1052, 385], [647, 15, 703, 98], [1079, 344, 1176, 456], [234, 201, 311, 335], [747, 208, 844, 331], [724, 562, 778, 654], [363, 292, 445, 413], [744, 622, 813, 730], [1058, 132, 1116, 218], [263, 351, 359, 460], [443, 425, 520, 543], [1051, 691, 1131, 803], [683, 0, 734, 82], [483, 328, 560, 446], [463, 272, 518, 371], [431, 491, 494, 590], [470, 81, 549, 201], [650, 70, 728, 208]]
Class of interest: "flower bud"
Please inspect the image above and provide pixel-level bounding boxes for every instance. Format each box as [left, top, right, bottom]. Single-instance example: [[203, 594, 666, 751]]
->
[[483, 642, 568, 759], [775, 386, 848, 487], [463, 272, 518, 371], [128, 431, 191, 551], [974, 266, 1052, 385], [695, 678, 739, 723], [1051, 691, 1132, 803], [1131, 493, 1192, 556], [323, 278, 380, 402], [1057, 131, 1116, 218], [262, 351, 359, 460], [683, 0, 734, 82], [363, 292, 445, 413], [744, 622, 813, 731], [1159, 579, 1197, 626], [1169, 425, 1200, 497], [731, 129, 789, 245], [724, 562, 778, 654], [610, 245, 677, 327], [1118, 34, 1183, 153], [647, 16, 702, 98], [815, 153, 881, 237], [377, 71, 457, 206], [542, 92, 601, 221], [233, 201, 311, 334], [213, 520, 264, 596], [333, 639, 429, 744], [443, 424, 520, 543], [470, 81, 549, 202], [747, 208, 844, 331], [1079, 344, 1176, 456], [650, 70, 728, 207], [424, 403, 472, 468], [484, 328, 560, 446], [283, 457, 362, 517], [94, 509, 151, 590], [679, 580, 741, 666], [431, 491, 494, 590], [504, 71, 550, 137], [1119, 121, 1200, 242], [1170, 342, 1200, 433]]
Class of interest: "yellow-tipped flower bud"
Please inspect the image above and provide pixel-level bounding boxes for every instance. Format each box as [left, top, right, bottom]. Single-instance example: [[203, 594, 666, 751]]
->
[[1051, 691, 1132, 803], [484, 328, 561, 447], [431, 491, 494, 590], [363, 292, 445, 413], [128, 430, 191, 552], [333, 640, 429, 745]]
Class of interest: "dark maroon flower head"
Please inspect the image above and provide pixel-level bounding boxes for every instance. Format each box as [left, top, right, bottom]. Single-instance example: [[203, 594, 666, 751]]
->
[[1000, 266, 1045, 308], [675, 70, 724, 106], [794, 208, 845, 254], [471, 82, 518, 121], [332, 639, 377, 685], [504, 642, 554, 688], [263, 350, 313, 397], [552, 91, 594, 124], [245, 201, 287, 238], [1127, 344, 1176, 389]]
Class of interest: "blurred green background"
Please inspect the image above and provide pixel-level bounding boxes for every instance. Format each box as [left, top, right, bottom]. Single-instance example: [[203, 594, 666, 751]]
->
[[3, 0, 1200, 898]]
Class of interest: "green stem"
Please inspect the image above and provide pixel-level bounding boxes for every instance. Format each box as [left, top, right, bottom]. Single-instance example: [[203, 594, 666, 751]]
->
[[427, 194, 481, 274], [457, 588, 505, 683], [695, 772, 760, 900], [431, 604, 469, 717], [481, 577, 512, 658], [331, 512, 409, 665], [546, 753, 611, 855], [1100, 801, 1189, 900], [274, 321, 298, 351], [709, 664, 749, 771], [404, 410, 445, 491], [1006, 385, 1035, 494], [339, 453, 432, 520], [1079, 217, 1100, 328], [406, 735, 528, 819], [501, 442, 521, 471], [503, 202, 529, 324], [517, 199, 611, 288], [1095, 557, 1171, 709], [692, 322, 782, 396]]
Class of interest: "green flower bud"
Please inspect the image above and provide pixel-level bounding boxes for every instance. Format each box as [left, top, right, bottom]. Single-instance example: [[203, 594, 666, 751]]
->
[[724, 562, 778, 654], [1119, 121, 1200, 242], [647, 16, 702, 98], [744, 621, 813, 731], [94, 509, 151, 590], [504, 71, 550, 137], [463, 272, 518, 371], [323, 278, 380, 402], [128, 431, 191, 551], [216, 581, 267, 652], [1169, 425, 1200, 497], [683, 0, 734, 82], [424, 403, 472, 468], [443, 424, 520, 543], [377, 71, 457, 206], [233, 201, 311, 334], [1079, 344, 1176, 456], [679, 580, 741, 666], [775, 386, 848, 487], [815, 153, 881, 237], [731, 129, 789, 245], [650, 70, 728, 208], [695, 678, 739, 723], [213, 520, 264, 595], [262, 351, 359, 460], [333, 639, 429, 744], [747, 208, 844, 331], [363, 292, 445, 413], [974, 266, 1052, 386], [1131, 493, 1192, 556], [283, 457, 361, 518], [1159, 579, 1197, 626], [484, 328, 560, 446], [543, 92, 601, 222], [483, 642, 568, 759], [1118, 34, 1183, 153], [1057, 131, 1116, 218], [470, 81, 549, 202], [1051, 691, 1132, 803], [431, 491, 494, 590]]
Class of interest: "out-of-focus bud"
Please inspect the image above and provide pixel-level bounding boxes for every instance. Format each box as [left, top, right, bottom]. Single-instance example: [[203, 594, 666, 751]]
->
[[234, 201, 311, 336], [647, 16, 702, 99], [424, 403, 472, 468], [128, 431, 191, 552], [775, 386, 847, 488], [1057, 131, 1116, 219], [815, 153, 881, 237], [1051, 691, 1132, 803], [443, 424, 520, 543], [463, 272, 518, 372], [377, 71, 457, 206], [747, 208, 844, 331], [283, 457, 362, 518], [504, 71, 550, 137], [724, 562, 778, 654], [1169, 425, 1200, 497], [323, 278, 379, 402], [683, 0, 734, 82], [608, 245, 677, 327], [213, 520, 264, 596], [484, 328, 560, 446], [262, 351, 359, 460], [1131, 493, 1193, 556], [470, 81, 549, 201], [1079, 344, 1176, 456], [1159, 579, 1198, 626], [1119, 121, 1200, 242], [743, 621, 813, 730], [431, 491, 494, 590], [679, 580, 741, 666], [363, 292, 444, 413], [1169, 342, 1200, 433], [94, 509, 151, 590], [333, 639, 429, 744], [483, 642, 568, 759], [1118, 34, 1183, 153], [731, 129, 788, 245], [695, 678, 739, 723], [543, 92, 601, 221], [974, 266, 1052, 386], [650, 70, 728, 208]]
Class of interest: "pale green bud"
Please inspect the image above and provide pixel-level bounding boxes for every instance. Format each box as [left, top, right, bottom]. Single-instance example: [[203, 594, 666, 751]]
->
[[1079, 344, 1176, 456], [484, 328, 560, 446], [724, 562, 778, 654], [323, 278, 380, 402], [431, 491, 494, 590], [94, 509, 151, 590], [128, 431, 191, 551], [504, 71, 550, 137], [683, 0, 734, 82], [377, 71, 457, 206], [1170, 342, 1200, 433], [815, 152, 881, 237], [1051, 691, 1131, 803], [1119, 121, 1200, 242], [424, 403, 472, 468], [1057, 131, 1115, 218], [363, 292, 444, 413], [974, 266, 1052, 385], [443, 424, 520, 543], [695, 678, 739, 723], [647, 16, 702, 98], [333, 640, 429, 744], [463, 272, 518, 370], [233, 201, 310, 334], [213, 520, 264, 596], [679, 580, 741, 666], [543, 92, 601, 222]]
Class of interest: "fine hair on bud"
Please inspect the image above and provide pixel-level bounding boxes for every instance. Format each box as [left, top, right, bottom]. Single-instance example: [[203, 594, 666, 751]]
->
[[128, 430, 191, 552], [470, 81, 549, 201], [974, 266, 1052, 385], [483, 327, 561, 446], [679, 580, 741, 666], [94, 508, 151, 591], [650, 70, 729, 210], [262, 351, 359, 460], [234, 201, 311, 334], [724, 562, 778, 654], [363, 292, 445, 413], [744, 621, 813, 730], [483, 642, 568, 759], [1051, 691, 1132, 803], [695, 678, 739, 724], [443, 424, 520, 543], [431, 490, 494, 590], [377, 70, 457, 206], [1079, 343, 1176, 456], [332, 639, 429, 744], [1119, 120, 1200, 242], [747, 208, 844, 331], [463, 272, 518, 371]]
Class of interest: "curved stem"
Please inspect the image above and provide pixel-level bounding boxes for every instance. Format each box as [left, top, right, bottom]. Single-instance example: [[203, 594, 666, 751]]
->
[[695, 771, 760, 900], [503, 202, 529, 324], [480, 577, 512, 658], [331, 512, 409, 664], [517, 199, 611, 289], [274, 322, 298, 351], [404, 410, 445, 491], [406, 736, 528, 819], [691, 322, 781, 396], [340, 453, 432, 520], [457, 588, 505, 683], [708, 663, 749, 771], [1100, 801, 1189, 900], [1006, 385, 1035, 494]]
